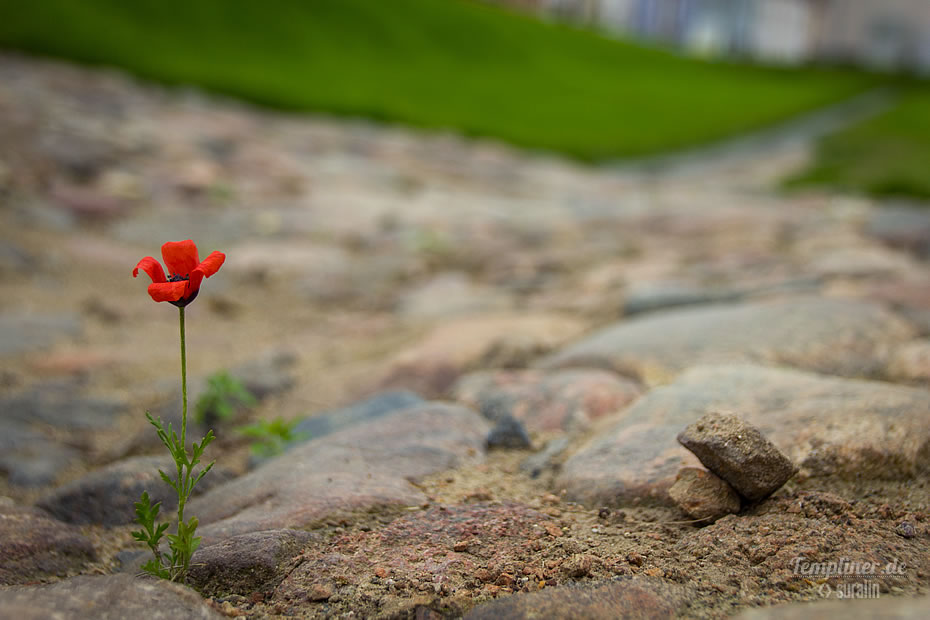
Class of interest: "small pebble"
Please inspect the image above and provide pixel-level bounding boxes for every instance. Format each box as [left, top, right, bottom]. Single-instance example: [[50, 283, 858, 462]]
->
[[485, 414, 531, 450], [307, 583, 333, 602], [668, 467, 741, 522]]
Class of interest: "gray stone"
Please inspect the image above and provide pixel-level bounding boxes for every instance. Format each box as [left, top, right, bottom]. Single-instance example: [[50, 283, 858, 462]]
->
[[227, 349, 297, 400], [865, 205, 930, 257], [293, 390, 424, 441], [464, 577, 691, 619], [189, 402, 489, 544], [110, 206, 252, 248], [1, 384, 126, 430], [486, 414, 532, 450], [246, 389, 424, 469], [0, 574, 223, 619], [396, 271, 513, 319], [0, 312, 81, 356], [115, 549, 148, 574], [810, 247, 914, 279], [623, 281, 742, 316], [900, 308, 930, 337], [667, 467, 741, 522], [36, 455, 232, 526], [297, 252, 416, 311], [677, 412, 797, 502], [0, 239, 35, 274], [188, 529, 317, 598], [0, 421, 80, 486], [0, 504, 96, 585], [539, 298, 913, 383], [232, 240, 349, 278], [38, 131, 115, 180], [556, 364, 930, 507], [735, 595, 930, 620]]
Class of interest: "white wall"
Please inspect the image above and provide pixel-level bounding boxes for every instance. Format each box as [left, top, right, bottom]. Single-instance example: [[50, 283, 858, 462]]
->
[[751, 0, 812, 64], [598, 0, 636, 32]]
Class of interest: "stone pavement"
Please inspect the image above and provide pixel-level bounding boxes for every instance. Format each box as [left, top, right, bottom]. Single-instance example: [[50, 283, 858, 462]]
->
[[0, 53, 928, 617]]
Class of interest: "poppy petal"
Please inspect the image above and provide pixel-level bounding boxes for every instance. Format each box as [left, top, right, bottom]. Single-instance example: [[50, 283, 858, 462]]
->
[[188, 269, 205, 297], [161, 240, 200, 278], [133, 257, 166, 283], [148, 281, 189, 303], [196, 251, 225, 278]]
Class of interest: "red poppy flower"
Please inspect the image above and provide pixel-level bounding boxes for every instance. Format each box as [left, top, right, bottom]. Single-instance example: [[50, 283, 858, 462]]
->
[[133, 240, 225, 307]]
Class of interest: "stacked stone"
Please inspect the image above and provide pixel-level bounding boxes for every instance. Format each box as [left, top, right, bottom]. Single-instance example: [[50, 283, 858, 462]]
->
[[670, 412, 798, 522]]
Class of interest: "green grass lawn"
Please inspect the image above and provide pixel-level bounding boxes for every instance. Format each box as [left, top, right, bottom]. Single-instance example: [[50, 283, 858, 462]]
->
[[785, 86, 930, 200], [0, 0, 880, 160]]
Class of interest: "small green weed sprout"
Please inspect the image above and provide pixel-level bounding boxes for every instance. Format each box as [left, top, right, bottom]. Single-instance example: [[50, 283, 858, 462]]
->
[[237, 417, 308, 458], [195, 370, 256, 426]]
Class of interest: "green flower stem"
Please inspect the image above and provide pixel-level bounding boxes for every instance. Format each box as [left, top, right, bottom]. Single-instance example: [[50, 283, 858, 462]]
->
[[134, 297, 214, 583], [178, 305, 187, 525]]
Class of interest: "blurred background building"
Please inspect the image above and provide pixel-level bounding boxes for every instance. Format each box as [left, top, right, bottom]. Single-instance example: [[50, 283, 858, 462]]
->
[[492, 0, 930, 71]]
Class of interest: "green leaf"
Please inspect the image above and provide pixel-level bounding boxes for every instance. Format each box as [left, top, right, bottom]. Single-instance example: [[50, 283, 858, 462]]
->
[[193, 460, 215, 487], [177, 446, 193, 469], [237, 424, 265, 439], [236, 416, 308, 458], [141, 559, 170, 579], [189, 534, 203, 556], [133, 491, 164, 537], [158, 469, 179, 494], [202, 428, 216, 447]]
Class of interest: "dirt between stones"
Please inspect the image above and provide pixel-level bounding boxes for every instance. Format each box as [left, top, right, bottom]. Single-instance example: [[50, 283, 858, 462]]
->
[[187, 451, 929, 619]]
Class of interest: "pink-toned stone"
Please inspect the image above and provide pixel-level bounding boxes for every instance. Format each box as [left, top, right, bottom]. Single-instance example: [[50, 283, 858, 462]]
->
[[190, 403, 489, 544], [51, 182, 124, 217], [0, 504, 96, 585], [0, 574, 223, 619], [888, 339, 930, 381], [273, 503, 561, 604], [377, 314, 586, 398], [188, 529, 317, 598], [453, 368, 642, 434], [464, 577, 691, 619], [667, 467, 741, 522], [866, 278, 930, 310], [556, 364, 930, 507]]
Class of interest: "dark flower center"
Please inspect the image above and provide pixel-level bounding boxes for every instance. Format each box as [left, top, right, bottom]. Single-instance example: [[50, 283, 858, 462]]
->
[[167, 273, 197, 307]]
